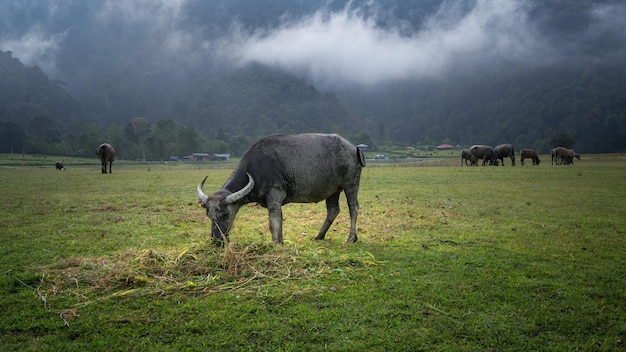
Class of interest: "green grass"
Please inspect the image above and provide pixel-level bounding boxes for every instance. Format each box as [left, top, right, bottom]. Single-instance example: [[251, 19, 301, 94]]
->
[[1, 153, 625, 351]]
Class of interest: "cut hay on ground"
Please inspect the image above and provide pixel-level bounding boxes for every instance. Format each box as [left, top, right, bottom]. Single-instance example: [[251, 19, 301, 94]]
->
[[33, 241, 380, 305]]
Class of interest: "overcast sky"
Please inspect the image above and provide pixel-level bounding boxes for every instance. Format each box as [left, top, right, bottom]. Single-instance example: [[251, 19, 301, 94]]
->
[[1, 0, 625, 88]]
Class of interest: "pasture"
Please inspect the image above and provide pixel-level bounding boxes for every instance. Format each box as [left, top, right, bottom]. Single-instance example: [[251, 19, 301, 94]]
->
[[1, 153, 625, 351]]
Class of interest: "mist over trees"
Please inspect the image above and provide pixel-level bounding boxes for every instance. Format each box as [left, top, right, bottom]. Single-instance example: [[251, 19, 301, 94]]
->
[[1, 0, 625, 156]]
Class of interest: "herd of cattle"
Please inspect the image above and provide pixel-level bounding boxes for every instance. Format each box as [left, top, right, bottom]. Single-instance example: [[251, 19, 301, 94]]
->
[[460, 144, 580, 166]]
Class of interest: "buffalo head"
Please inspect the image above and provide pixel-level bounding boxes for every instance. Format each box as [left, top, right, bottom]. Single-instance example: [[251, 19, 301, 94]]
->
[[197, 173, 255, 242]]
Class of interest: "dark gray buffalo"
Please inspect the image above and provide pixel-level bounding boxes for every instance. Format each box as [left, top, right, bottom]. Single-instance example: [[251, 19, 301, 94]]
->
[[196, 133, 366, 244], [55, 161, 65, 170], [494, 144, 516, 166], [461, 149, 474, 166], [96, 143, 115, 173], [520, 149, 541, 165], [553, 147, 580, 165], [469, 145, 497, 166]]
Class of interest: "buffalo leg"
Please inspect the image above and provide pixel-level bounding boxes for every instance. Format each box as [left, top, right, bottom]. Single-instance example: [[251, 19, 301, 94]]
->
[[313, 192, 340, 241], [267, 204, 283, 244], [344, 191, 359, 243]]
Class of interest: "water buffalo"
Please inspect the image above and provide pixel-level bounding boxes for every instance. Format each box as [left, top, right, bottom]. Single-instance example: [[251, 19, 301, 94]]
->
[[550, 148, 557, 165], [469, 145, 497, 166], [494, 144, 516, 166], [520, 149, 540, 165], [563, 149, 581, 165], [553, 147, 578, 165], [461, 149, 474, 166], [55, 161, 65, 170], [96, 143, 115, 173], [196, 133, 366, 244], [553, 147, 568, 165]]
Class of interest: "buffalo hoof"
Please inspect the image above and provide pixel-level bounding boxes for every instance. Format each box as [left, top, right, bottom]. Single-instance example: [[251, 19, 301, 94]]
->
[[345, 235, 358, 243]]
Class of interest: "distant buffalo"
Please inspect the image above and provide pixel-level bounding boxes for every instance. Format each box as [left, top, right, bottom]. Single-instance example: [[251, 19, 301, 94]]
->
[[494, 144, 515, 166], [563, 149, 581, 165], [96, 143, 115, 173], [550, 148, 557, 165], [55, 161, 65, 170], [520, 149, 540, 165], [461, 149, 474, 166], [552, 147, 580, 165], [469, 145, 497, 166]]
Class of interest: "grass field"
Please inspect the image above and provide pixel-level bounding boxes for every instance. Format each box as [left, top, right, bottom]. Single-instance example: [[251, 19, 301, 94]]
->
[[1, 153, 625, 351]]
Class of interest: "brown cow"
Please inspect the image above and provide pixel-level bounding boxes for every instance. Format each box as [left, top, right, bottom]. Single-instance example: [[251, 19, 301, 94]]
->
[[520, 149, 541, 166]]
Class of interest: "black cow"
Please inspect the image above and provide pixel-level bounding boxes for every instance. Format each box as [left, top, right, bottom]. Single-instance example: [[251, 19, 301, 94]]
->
[[520, 149, 541, 165], [494, 144, 516, 166], [565, 149, 581, 165], [196, 133, 366, 244], [55, 161, 65, 170], [96, 143, 115, 173], [461, 149, 474, 166], [553, 147, 579, 165], [469, 145, 497, 166]]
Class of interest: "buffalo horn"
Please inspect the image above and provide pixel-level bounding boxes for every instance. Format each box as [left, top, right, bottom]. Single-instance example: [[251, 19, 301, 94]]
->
[[197, 176, 209, 206], [225, 173, 254, 204]]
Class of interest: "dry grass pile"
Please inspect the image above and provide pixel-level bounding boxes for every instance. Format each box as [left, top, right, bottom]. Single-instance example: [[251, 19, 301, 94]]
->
[[32, 241, 380, 305]]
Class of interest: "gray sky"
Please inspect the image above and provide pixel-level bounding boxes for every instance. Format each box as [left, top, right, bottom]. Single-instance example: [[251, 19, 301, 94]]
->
[[1, 0, 625, 88]]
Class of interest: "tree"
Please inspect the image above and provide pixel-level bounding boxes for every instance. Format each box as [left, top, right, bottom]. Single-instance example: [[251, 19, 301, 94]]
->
[[151, 119, 178, 159], [28, 116, 60, 145], [0, 120, 26, 153], [352, 130, 373, 149], [127, 117, 150, 161], [229, 134, 250, 157], [550, 133, 575, 149], [177, 126, 200, 156]]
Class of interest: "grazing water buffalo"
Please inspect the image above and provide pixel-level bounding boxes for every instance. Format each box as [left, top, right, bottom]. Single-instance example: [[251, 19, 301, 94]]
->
[[196, 133, 366, 244], [550, 148, 557, 165], [494, 144, 516, 166], [55, 161, 65, 170], [552, 147, 578, 165], [461, 149, 474, 166], [520, 149, 540, 165], [469, 145, 497, 166], [564, 149, 581, 165], [96, 143, 115, 173]]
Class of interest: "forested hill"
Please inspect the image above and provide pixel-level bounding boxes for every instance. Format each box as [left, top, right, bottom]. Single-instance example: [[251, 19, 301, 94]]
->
[[0, 51, 82, 127], [77, 63, 352, 139], [340, 56, 626, 153]]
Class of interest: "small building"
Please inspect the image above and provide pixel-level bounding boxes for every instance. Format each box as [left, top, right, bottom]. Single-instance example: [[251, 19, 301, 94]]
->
[[374, 154, 389, 160], [357, 144, 369, 152], [191, 153, 210, 161], [211, 153, 230, 161], [435, 144, 454, 150]]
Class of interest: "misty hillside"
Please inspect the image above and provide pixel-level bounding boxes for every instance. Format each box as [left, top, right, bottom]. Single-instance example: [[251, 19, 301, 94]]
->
[[1, 0, 626, 154], [0, 51, 82, 126]]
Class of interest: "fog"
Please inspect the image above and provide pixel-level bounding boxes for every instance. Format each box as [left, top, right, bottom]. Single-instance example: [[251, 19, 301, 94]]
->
[[1, 0, 625, 89], [233, 1, 548, 87]]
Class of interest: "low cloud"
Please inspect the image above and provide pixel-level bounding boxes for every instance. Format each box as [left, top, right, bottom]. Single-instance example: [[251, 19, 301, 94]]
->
[[232, 0, 545, 87], [0, 27, 65, 74]]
